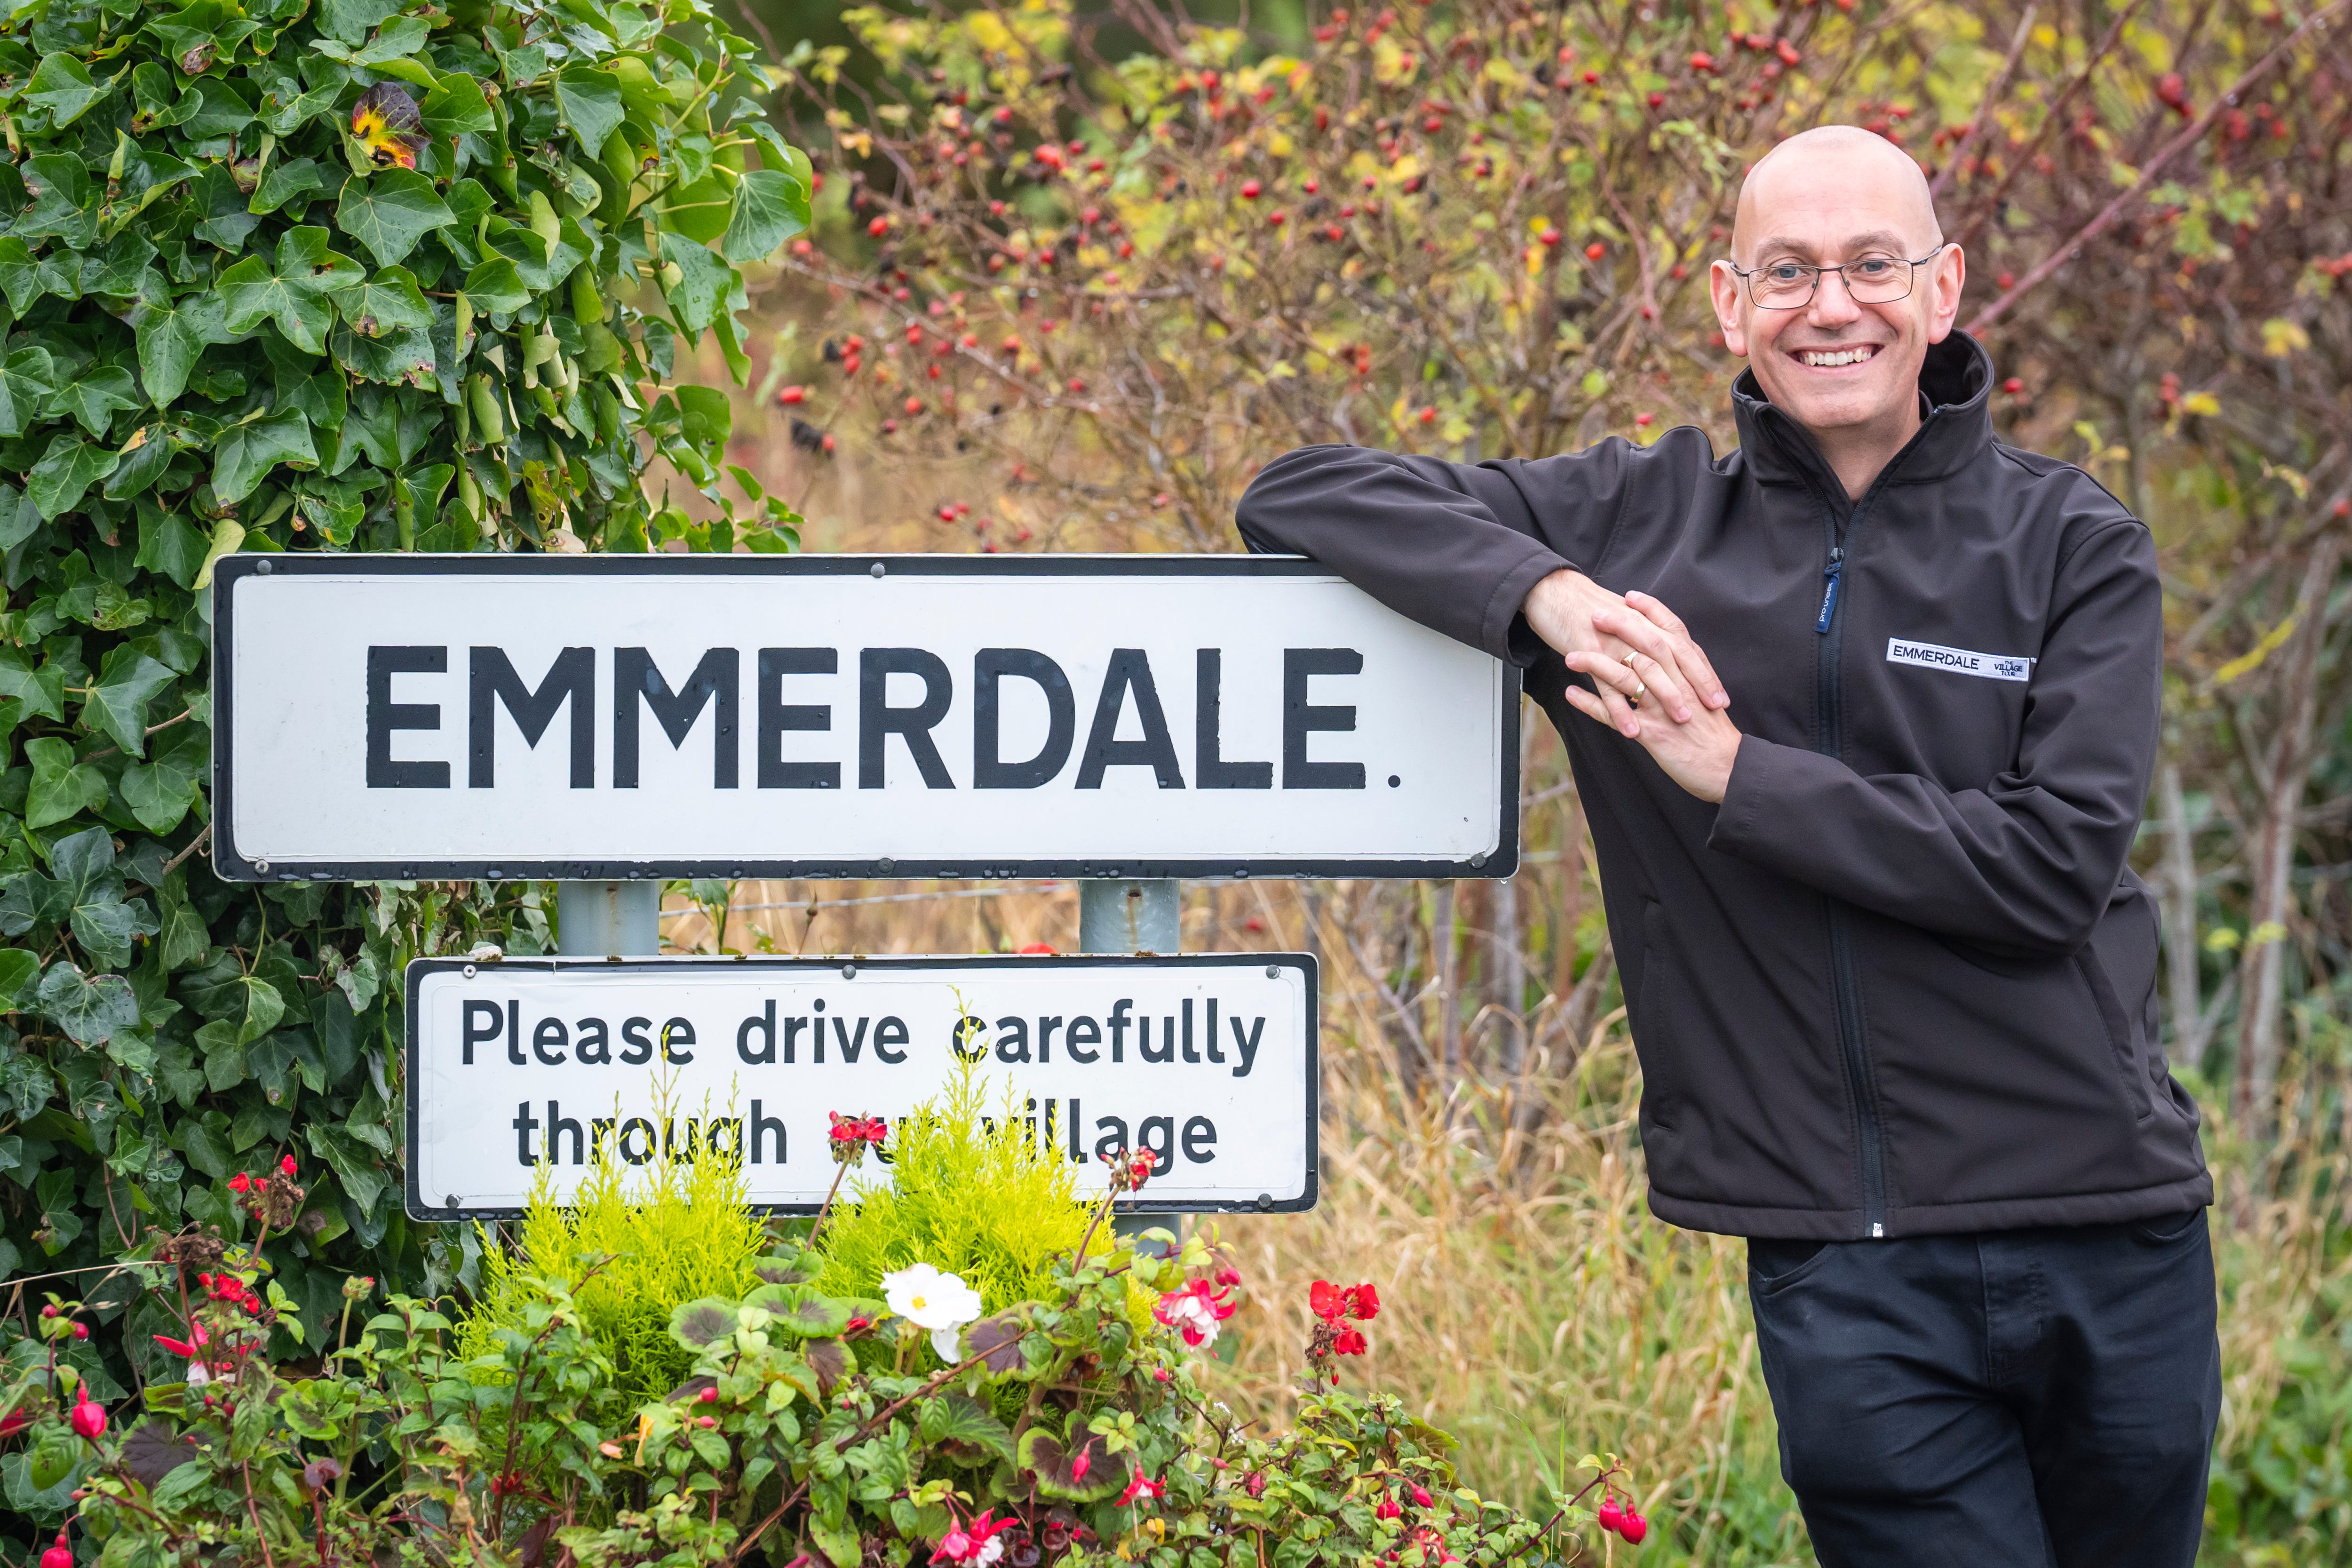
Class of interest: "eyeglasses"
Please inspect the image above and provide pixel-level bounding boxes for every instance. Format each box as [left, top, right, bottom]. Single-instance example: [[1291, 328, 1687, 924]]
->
[[1727, 246, 1947, 310]]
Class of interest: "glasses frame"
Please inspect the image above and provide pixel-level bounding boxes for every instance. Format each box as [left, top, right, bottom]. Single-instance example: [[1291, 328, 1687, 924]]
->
[[1727, 245, 1950, 310]]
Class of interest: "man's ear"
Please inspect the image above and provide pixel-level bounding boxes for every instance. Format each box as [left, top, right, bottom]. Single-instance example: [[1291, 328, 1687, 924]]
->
[[1708, 260, 1749, 358], [1923, 243, 1966, 343]]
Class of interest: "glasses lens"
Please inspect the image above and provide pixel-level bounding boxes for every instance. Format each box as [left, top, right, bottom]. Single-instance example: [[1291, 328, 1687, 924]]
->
[[1844, 255, 1914, 303], [1751, 262, 1814, 308]]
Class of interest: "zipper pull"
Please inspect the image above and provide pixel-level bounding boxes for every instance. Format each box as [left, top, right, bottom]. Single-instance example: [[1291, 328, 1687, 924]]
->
[[1815, 548, 1843, 635]]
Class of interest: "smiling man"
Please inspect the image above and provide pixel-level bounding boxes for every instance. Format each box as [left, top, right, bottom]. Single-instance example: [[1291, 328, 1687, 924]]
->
[[1237, 126, 2218, 1565]]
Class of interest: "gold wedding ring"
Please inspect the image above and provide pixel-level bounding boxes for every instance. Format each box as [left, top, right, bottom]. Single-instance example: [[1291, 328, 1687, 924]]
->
[[1622, 652, 1646, 703]]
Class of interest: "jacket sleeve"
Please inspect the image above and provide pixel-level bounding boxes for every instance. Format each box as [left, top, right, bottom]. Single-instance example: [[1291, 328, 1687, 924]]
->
[[1234, 440, 1651, 666], [1708, 515, 2161, 955]]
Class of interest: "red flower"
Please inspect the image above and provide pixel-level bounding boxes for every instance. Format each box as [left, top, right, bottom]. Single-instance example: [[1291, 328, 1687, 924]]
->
[[1344, 1283, 1381, 1321], [1376, 1494, 1402, 1520], [1118, 1471, 1167, 1507], [1310, 1280, 1346, 1322], [69, 1395, 105, 1440], [1409, 1484, 1432, 1508], [279, 1155, 297, 1177], [41, 1532, 70, 1568], [228, 1173, 251, 1193], [1071, 1449, 1091, 1483], [1154, 1279, 1238, 1348], [1101, 1146, 1157, 1193], [1333, 1326, 1368, 1356], [153, 1335, 199, 1358]]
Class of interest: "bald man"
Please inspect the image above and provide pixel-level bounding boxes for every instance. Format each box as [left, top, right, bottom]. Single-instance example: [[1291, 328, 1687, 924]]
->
[[1239, 126, 2218, 1565]]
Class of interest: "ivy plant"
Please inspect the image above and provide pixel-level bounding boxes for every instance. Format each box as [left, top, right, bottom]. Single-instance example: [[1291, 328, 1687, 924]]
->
[[0, 0, 808, 1450]]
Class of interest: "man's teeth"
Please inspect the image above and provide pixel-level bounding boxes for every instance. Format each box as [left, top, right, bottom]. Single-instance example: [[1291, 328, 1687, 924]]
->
[[1799, 346, 1876, 367]]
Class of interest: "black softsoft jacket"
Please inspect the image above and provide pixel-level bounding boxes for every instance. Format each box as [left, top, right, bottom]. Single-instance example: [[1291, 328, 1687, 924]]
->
[[1236, 334, 2210, 1240]]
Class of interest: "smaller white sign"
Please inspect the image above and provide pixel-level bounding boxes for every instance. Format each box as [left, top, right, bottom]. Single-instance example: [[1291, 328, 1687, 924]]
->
[[405, 955, 1317, 1218], [1885, 638, 2035, 682]]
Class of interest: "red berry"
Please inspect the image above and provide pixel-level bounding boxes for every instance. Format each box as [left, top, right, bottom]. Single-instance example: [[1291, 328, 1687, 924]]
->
[[2003, 377, 2025, 395], [1585, 241, 1606, 261], [1240, 179, 1262, 199], [1538, 228, 1562, 247], [1417, 407, 1436, 424], [2333, 500, 2350, 519], [779, 385, 805, 405], [904, 397, 924, 415], [1996, 271, 2015, 289], [1635, 413, 1653, 428], [1268, 210, 1286, 226], [1689, 51, 1715, 72], [820, 433, 835, 454], [72, 1322, 88, 1340], [867, 216, 889, 237]]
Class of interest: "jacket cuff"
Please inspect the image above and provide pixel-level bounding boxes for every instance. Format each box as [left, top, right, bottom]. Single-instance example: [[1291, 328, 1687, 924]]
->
[[1482, 544, 1578, 667], [1708, 735, 1801, 864]]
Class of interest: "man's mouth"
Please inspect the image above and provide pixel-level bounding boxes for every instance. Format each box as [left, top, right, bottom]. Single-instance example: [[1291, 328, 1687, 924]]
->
[[1794, 345, 1880, 368]]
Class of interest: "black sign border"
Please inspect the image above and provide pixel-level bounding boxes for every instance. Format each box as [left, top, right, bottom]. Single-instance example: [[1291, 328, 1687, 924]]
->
[[211, 554, 1521, 883], [402, 952, 1320, 1221]]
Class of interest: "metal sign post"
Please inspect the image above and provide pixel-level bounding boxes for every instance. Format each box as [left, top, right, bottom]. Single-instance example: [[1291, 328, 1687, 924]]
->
[[1081, 879, 1183, 1245]]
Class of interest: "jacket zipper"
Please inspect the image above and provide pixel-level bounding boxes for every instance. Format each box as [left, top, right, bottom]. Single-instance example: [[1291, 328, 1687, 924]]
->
[[1814, 512, 1887, 1238]]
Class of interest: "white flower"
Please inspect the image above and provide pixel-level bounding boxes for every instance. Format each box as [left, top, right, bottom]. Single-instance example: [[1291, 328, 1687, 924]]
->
[[882, 1263, 984, 1357], [185, 1361, 210, 1389]]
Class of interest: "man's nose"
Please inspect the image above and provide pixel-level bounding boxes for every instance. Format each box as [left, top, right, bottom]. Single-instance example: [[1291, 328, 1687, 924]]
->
[[1806, 268, 1863, 326]]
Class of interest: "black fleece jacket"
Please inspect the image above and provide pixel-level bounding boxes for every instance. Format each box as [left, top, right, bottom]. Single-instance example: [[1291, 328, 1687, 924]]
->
[[1236, 334, 2209, 1240]]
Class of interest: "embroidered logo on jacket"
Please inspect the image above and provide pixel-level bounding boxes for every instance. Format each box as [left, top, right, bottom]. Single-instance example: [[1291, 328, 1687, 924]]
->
[[1885, 638, 2035, 682]]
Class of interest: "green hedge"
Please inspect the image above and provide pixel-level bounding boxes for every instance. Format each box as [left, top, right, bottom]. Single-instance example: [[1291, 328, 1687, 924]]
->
[[0, 0, 803, 1518]]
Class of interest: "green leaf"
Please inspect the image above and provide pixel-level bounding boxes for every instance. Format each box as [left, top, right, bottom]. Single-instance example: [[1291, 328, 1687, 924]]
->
[[420, 73, 493, 137], [0, 348, 60, 440], [15, 154, 98, 249], [135, 503, 209, 589], [105, 424, 179, 501], [1017, 1428, 1130, 1503], [319, 0, 399, 46], [554, 67, 626, 157], [675, 383, 731, 453], [919, 1393, 1017, 1464], [341, 266, 433, 337], [132, 286, 233, 407], [45, 366, 141, 440], [720, 168, 810, 264], [459, 255, 530, 314], [36, 961, 140, 1047], [211, 406, 318, 505], [744, 1283, 853, 1339], [26, 434, 121, 520], [334, 169, 454, 268], [219, 226, 366, 355], [0, 239, 81, 317], [83, 645, 176, 757], [0, 951, 39, 1010], [355, 15, 429, 63], [178, 1121, 233, 1181], [250, 156, 326, 215], [668, 1297, 738, 1351], [25, 53, 103, 129], [0, 648, 66, 725], [232, 977, 284, 1045], [24, 738, 108, 828], [964, 1307, 1050, 1380], [662, 240, 732, 334]]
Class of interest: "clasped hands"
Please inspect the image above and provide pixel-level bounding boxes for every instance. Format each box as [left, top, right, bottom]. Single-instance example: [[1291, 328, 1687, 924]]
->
[[1523, 569, 1742, 804]]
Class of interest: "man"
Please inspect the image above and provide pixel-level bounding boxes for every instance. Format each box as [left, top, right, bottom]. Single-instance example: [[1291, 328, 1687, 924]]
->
[[1237, 126, 2218, 1566]]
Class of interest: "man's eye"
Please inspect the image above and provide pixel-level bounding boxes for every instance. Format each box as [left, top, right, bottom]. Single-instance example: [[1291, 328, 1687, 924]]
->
[[1763, 263, 1810, 284], [1848, 257, 1899, 278]]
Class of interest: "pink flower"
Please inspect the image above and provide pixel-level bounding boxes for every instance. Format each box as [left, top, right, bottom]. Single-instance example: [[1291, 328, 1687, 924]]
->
[[1409, 1484, 1432, 1508], [1119, 1472, 1167, 1507], [1154, 1280, 1238, 1349], [1376, 1494, 1402, 1521], [1215, 1266, 1242, 1288], [41, 1532, 70, 1568], [1071, 1449, 1091, 1483], [932, 1510, 1018, 1566], [1152, 1367, 1173, 1382], [70, 1395, 105, 1440]]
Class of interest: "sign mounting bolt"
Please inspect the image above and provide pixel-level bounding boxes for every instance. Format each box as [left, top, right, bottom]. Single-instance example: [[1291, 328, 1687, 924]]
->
[[1265, 965, 1279, 979], [463, 964, 477, 979], [255, 559, 272, 575], [1470, 853, 1487, 869], [869, 562, 885, 578], [841, 963, 857, 979]]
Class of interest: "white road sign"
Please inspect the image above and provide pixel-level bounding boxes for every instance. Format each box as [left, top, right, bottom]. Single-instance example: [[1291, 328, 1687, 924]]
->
[[404, 954, 1318, 1219], [212, 556, 1518, 882]]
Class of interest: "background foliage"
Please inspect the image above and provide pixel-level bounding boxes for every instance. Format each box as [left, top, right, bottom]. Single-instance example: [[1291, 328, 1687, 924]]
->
[[0, 0, 809, 1520]]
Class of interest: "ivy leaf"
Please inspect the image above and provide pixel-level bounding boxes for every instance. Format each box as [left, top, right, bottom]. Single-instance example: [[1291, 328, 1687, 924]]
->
[[662, 239, 732, 334], [0, 647, 66, 725], [36, 961, 140, 1047], [0, 950, 39, 1011], [15, 154, 98, 249], [135, 502, 209, 588], [104, 422, 180, 501], [70, 898, 159, 971], [420, 73, 493, 137], [319, 0, 400, 47], [334, 169, 454, 268], [0, 239, 82, 316], [250, 157, 326, 215], [341, 266, 433, 338], [120, 724, 205, 835], [24, 738, 109, 828], [459, 255, 530, 314], [553, 67, 626, 157], [133, 285, 235, 407], [918, 1393, 1016, 1464], [355, 16, 430, 64], [0, 348, 61, 440], [82, 645, 177, 757], [719, 168, 810, 264], [26, 433, 122, 520], [25, 53, 104, 129], [211, 406, 317, 505], [219, 226, 366, 355], [45, 366, 142, 440]]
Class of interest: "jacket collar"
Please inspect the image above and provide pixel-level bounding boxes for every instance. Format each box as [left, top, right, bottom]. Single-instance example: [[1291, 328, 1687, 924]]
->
[[1729, 332, 1995, 491]]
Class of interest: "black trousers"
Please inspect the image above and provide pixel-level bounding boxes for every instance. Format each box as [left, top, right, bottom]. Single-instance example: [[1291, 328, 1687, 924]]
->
[[1746, 1212, 2221, 1568]]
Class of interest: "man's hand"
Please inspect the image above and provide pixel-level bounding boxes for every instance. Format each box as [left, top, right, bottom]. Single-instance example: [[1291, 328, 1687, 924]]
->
[[1561, 592, 1743, 802], [1523, 571, 1731, 720]]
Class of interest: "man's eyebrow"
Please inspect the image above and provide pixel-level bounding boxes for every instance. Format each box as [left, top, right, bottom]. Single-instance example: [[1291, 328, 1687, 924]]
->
[[1747, 230, 1915, 260]]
